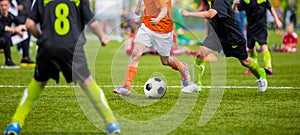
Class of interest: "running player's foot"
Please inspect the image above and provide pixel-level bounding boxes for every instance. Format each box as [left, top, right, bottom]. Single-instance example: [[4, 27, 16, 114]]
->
[[264, 67, 273, 75], [113, 86, 131, 96], [20, 58, 36, 67], [257, 68, 267, 92], [180, 62, 190, 86], [4, 122, 21, 135], [105, 122, 121, 134], [245, 70, 252, 75], [2, 61, 20, 69], [181, 83, 202, 93]]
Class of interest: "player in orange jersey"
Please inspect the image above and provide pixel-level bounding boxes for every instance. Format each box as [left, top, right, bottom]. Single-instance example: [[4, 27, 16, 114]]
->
[[113, 0, 191, 96]]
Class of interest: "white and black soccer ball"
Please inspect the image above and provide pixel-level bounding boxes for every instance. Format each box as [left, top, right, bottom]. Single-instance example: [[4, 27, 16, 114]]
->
[[144, 77, 167, 99]]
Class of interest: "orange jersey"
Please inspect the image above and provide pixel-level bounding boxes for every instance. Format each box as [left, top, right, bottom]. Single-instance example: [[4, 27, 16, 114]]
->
[[140, 0, 173, 33]]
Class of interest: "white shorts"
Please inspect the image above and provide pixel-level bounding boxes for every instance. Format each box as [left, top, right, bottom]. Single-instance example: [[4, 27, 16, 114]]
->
[[134, 23, 173, 56]]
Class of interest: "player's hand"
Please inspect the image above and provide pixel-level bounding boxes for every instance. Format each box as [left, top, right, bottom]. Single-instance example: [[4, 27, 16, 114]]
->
[[150, 18, 157, 26], [275, 19, 283, 29], [135, 6, 142, 16], [14, 25, 26, 37], [180, 10, 189, 17], [233, 0, 240, 5], [101, 36, 110, 46]]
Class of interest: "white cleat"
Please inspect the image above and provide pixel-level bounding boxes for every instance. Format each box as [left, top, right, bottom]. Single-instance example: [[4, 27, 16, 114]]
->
[[181, 83, 201, 93], [257, 78, 267, 92]]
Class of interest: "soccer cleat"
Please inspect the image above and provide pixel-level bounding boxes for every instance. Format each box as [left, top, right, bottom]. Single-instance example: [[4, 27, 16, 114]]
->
[[113, 87, 131, 96], [180, 63, 190, 86], [181, 83, 202, 93], [1, 61, 20, 69], [257, 68, 267, 92], [3, 122, 21, 135], [245, 70, 252, 75], [20, 59, 36, 67], [264, 68, 273, 75], [105, 122, 121, 134]]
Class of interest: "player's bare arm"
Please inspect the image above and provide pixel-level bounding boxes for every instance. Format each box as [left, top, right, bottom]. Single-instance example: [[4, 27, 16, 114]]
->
[[269, 7, 283, 29], [135, 0, 142, 15], [89, 20, 110, 46], [232, 0, 239, 12], [181, 9, 217, 20], [150, 6, 168, 26], [25, 18, 41, 39]]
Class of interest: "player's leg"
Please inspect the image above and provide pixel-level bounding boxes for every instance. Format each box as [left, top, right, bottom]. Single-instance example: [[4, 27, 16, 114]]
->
[[152, 30, 191, 86], [261, 44, 273, 74], [122, 42, 148, 90], [160, 55, 191, 86], [195, 46, 215, 88], [72, 45, 120, 134], [79, 76, 120, 134], [181, 46, 214, 93], [240, 57, 267, 92], [113, 42, 148, 96], [245, 38, 257, 74], [20, 37, 35, 67], [114, 26, 151, 96], [4, 79, 47, 135]]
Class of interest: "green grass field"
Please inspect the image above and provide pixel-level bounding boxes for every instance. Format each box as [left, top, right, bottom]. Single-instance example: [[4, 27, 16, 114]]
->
[[1, 30, 300, 135]]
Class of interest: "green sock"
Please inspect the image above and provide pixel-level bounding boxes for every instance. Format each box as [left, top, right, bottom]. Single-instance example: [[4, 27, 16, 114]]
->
[[248, 58, 265, 79], [262, 51, 272, 69], [12, 79, 44, 127], [82, 80, 116, 125], [249, 50, 258, 62], [195, 59, 206, 85]]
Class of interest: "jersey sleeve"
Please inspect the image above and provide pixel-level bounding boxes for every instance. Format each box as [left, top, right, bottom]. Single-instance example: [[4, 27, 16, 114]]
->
[[0, 23, 5, 32], [80, 0, 94, 25], [28, 0, 41, 23], [294, 33, 299, 44], [265, 0, 271, 10], [212, 0, 227, 18], [237, 0, 245, 11]]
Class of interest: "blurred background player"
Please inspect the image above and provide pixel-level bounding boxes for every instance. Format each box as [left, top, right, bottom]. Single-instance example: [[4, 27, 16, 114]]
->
[[4, 0, 120, 134], [181, 0, 268, 93], [114, 0, 191, 96], [273, 23, 298, 52], [233, 0, 282, 75], [172, 0, 201, 46]]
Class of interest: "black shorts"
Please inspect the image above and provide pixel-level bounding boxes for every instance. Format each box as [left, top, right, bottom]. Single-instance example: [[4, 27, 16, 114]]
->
[[34, 45, 90, 83], [203, 27, 248, 60], [247, 30, 268, 49]]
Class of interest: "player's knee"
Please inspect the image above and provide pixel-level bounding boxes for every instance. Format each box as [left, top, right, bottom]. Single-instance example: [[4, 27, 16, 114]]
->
[[161, 60, 169, 66], [240, 58, 250, 67]]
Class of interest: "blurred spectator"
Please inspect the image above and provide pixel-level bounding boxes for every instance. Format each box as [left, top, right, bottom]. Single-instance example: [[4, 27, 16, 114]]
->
[[273, 23, 298, 52], [0, 0, 26, 68], [16, 0, 35, 67], [285, 0, 297, 27]]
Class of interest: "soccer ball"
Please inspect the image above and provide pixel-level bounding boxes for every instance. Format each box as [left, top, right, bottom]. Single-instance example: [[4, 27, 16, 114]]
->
[[144, 77, 167, 99]]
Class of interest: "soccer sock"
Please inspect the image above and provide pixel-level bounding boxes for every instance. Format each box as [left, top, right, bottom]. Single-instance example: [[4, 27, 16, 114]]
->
[[12, 79, 45, 127], [195, 59, 206, 85], [247, 58, 263, 79], [262, 51, 272, 69], [249, 50, 258, 62], [82, 80, 117, 125], [124, 66, 138, 90], [170, 57, 185, 71]]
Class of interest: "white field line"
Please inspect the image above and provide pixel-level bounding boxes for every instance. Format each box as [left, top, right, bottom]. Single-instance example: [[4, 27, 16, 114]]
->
[[0, 85, 299, 90]]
